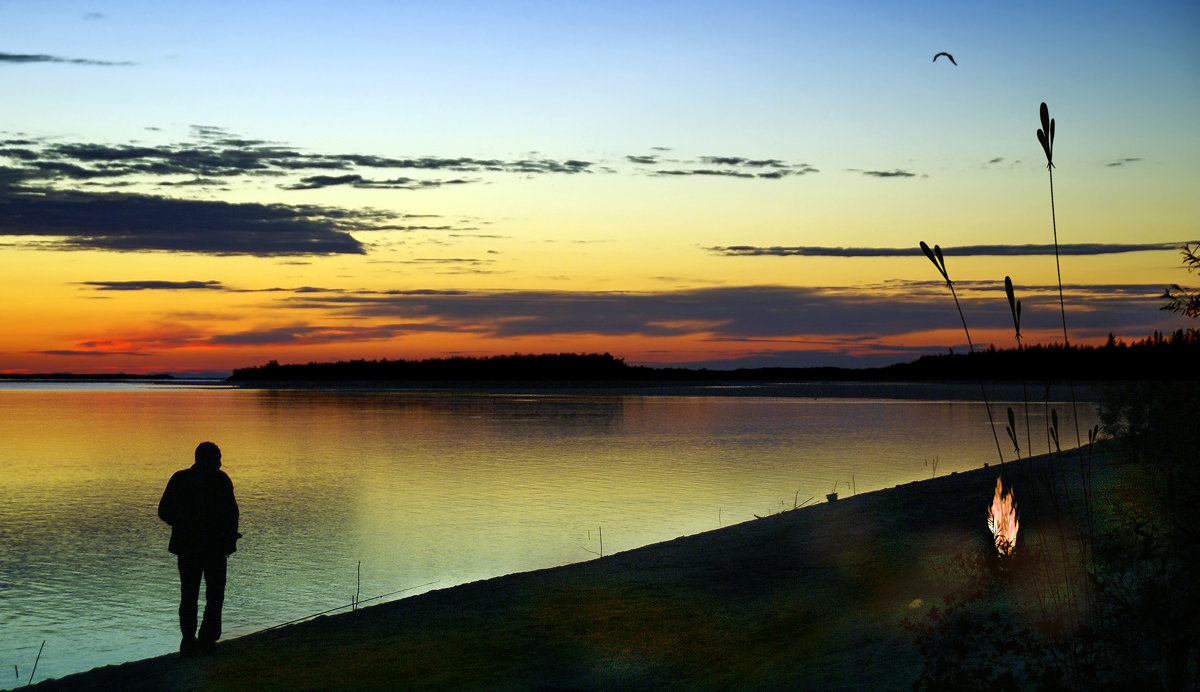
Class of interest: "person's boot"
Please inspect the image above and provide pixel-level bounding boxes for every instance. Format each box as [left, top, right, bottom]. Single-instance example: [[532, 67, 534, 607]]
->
[[180, 636, 199, 656]]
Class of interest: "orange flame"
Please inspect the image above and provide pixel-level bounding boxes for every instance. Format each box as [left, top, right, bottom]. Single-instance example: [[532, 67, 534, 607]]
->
[[987, 476, 1019, 556]]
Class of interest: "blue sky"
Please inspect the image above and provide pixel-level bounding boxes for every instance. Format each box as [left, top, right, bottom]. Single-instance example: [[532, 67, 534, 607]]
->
[[1, 1, 1198, 373]]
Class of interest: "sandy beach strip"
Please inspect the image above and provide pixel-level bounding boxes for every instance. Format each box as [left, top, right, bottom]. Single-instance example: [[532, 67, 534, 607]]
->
[[27, 441, 1120, 691]]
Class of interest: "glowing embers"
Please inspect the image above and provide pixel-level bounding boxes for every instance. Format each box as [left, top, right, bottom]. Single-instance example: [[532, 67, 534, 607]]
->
[[987, 477, 1019, 556]]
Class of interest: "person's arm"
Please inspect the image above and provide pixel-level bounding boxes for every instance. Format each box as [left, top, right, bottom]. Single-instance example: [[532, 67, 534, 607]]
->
[[158, 473, 179, 526], [221, 473, 240, 551], [228, 478, 239, 535]]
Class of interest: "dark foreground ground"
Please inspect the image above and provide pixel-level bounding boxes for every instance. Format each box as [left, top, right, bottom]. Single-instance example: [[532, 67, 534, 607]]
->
[[28, 442, 1123, 691]]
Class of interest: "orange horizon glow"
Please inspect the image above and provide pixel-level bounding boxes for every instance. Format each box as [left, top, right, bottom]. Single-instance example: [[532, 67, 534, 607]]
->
[[0, 321, 1157, 376]]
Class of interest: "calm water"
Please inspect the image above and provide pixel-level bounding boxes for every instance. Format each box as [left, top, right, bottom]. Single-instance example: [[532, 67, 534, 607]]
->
[[0, 383, 1098, 686]]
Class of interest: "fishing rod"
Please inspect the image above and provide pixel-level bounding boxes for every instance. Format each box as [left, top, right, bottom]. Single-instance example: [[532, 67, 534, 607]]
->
[[260, 580, 440, 632]]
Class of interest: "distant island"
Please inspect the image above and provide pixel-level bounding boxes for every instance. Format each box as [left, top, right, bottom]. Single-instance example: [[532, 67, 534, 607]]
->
[[0, 372, 175, 381], [227, 329, 1200, 384]]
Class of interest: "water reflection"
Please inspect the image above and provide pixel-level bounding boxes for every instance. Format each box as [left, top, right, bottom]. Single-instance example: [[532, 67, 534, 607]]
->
[[0, 386, 1098, 686]]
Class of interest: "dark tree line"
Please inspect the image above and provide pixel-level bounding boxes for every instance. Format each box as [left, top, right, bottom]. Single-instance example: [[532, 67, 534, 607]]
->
[[878, 328, 1200, 382], [228, 330, 1200, 384], [228, 353, 644, 383]]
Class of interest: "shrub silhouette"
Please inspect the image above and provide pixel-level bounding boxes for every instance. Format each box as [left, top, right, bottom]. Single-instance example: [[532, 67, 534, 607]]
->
[[1161, 242, 1200, 319]]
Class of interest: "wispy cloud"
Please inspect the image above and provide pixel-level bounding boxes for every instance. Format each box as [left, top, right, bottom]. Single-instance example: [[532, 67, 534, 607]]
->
[[653, 169, 760, 179], [283, 174, 475, 190], [852, 168, 917, 178], [1105, 157, 1142, 167], [0, 52, 132, 66], [707, 242, 1198, 258], [369, 256, 501, 275], [210, 326, 329, 346], [80, 280, 226, 291], [207, 322, 450, 346], [36, 349, 150, 357], [650, 162, 818, 179], [624, 152, 818, 179], [981, 157, 1022, 169], [699, 156, 787, 167]]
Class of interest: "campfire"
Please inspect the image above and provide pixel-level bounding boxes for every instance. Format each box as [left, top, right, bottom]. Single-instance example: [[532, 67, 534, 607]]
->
[[987, 476, 1019, 556]]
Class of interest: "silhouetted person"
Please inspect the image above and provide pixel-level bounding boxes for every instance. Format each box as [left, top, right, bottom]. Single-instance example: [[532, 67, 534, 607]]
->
[[158, 441, 239, 655]]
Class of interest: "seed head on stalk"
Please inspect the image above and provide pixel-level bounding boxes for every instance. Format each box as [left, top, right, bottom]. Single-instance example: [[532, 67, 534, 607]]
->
[[1006, 406, 1021, 458], [1037, 102, 1056, 169], [919, 241, 973, 349], [918, 240, 1005, 465], [1005, 276, 1022, 344]]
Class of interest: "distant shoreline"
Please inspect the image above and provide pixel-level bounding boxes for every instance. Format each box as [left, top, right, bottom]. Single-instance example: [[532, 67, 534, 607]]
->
[[0, 376, 1103, 402], [0, 373, 176, 381], [223, 379, 1103, 403]]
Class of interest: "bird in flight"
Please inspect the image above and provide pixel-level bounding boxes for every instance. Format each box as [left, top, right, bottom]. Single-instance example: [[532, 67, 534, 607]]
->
[[933, 52, 957, 66]]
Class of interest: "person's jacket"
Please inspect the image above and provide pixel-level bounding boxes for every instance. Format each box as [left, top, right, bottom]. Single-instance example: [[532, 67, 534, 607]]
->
[[158, 462, 239, 556]]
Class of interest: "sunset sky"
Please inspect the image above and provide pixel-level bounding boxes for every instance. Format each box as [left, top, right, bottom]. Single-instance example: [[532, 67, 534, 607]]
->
[[2, 1, 1197, 375]]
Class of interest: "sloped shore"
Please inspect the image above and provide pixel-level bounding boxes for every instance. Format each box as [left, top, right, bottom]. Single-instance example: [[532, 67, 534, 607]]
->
[[28, 441, 1120, 691]]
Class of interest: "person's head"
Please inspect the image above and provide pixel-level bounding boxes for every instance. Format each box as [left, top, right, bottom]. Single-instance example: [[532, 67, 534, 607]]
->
[[194, 441, 222, 470]]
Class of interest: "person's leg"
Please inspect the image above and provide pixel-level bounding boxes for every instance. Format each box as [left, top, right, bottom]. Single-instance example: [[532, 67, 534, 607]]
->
[[177, 554, 203, 652], [197, 554, 227, 645]]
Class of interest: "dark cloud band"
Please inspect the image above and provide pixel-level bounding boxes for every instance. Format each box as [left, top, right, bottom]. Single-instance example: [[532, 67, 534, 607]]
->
[[80, 280, 226, 291], [275, 283, 1165, 342], [0, 190, 368, 256], [709, 242, 1197, 258]]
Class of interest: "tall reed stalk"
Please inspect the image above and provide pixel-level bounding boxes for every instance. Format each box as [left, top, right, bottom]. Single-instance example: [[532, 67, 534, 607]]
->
[[919, 240, 1005, 468], [1003, 276, 1068, 623], [1039, 102, 1098, 586], [1004, 277, 1034, 463]]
